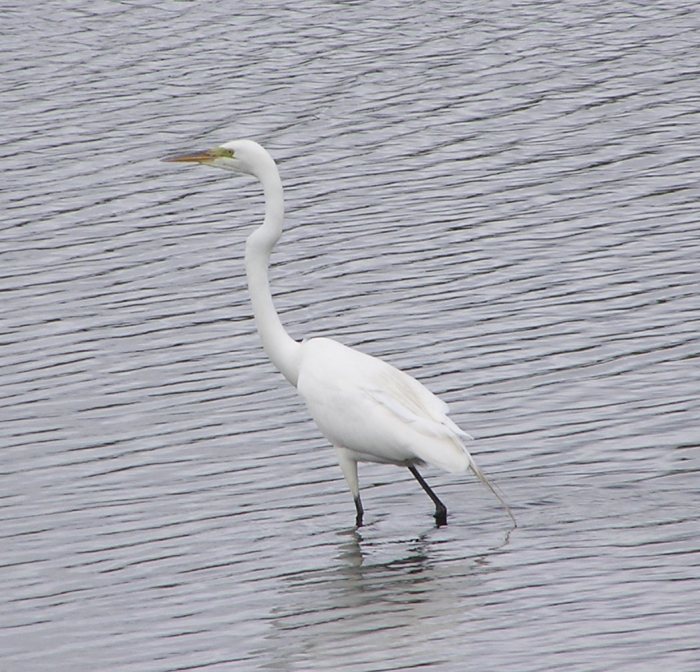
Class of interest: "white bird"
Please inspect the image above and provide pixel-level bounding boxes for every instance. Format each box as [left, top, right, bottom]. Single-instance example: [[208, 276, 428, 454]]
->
[[166, 140, 515, 528]]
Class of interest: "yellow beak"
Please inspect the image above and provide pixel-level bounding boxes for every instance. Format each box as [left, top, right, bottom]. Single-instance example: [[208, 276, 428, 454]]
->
[[162, 150, 215, 164]]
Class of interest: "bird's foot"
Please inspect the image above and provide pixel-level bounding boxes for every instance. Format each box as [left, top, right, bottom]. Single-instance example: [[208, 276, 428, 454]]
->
[[434, 506, 447, 527], [354, 496, 364, 528]]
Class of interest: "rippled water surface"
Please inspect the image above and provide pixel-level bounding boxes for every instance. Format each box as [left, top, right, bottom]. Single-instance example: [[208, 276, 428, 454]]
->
[[2, 2, 699, 671]]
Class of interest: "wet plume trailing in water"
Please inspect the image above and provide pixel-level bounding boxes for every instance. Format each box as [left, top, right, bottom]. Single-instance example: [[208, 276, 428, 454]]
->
[[1, 1, 699, 670]]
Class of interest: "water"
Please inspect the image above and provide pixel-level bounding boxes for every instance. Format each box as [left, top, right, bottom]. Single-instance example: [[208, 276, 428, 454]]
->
[[2, 1, 699, 670]]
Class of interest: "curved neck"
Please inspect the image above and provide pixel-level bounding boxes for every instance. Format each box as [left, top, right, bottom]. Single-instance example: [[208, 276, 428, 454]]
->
[[244, 161, 301, 386]]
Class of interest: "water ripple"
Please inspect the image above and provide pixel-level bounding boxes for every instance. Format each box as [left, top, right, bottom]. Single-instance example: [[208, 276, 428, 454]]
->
[[1, 1, 699, 671]]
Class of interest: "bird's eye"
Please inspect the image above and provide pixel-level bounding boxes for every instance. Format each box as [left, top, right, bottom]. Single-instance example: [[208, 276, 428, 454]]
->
[[213, 147, 235, 158]]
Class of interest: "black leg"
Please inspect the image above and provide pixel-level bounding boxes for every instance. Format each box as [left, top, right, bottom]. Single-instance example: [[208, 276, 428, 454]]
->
[[354, 494, 364, 527], [408, 466, 448, 526]]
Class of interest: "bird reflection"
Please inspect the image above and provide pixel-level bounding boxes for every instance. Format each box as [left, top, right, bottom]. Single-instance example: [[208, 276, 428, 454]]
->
[[259, 524, 513, 668]]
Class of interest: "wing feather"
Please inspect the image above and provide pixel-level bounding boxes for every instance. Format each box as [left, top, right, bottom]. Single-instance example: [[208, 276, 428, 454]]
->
[[367, 362, 473, 441]]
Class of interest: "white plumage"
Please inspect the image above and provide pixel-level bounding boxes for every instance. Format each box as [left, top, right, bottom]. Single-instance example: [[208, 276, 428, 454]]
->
[[166, 139, 515, 528], [298, 337, 471, 471]]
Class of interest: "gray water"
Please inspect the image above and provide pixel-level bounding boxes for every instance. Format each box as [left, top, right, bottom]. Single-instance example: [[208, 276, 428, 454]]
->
[[2, 2, 699, 670]]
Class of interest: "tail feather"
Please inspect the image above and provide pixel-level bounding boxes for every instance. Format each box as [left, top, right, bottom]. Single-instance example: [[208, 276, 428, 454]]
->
[[469, 459, 517, 527]]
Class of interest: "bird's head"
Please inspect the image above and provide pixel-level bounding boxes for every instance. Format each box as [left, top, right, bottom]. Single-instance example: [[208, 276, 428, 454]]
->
[[164, 139, 275, 179]]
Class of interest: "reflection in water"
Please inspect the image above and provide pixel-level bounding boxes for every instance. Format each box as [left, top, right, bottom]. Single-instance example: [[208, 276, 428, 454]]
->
[[263, 528, 509, 670]]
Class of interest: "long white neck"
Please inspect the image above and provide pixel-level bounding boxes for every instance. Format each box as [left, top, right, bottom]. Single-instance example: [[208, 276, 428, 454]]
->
[[244, 158, 301, 386]]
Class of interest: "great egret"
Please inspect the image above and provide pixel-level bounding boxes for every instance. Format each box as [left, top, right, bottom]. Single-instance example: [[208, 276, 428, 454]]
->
[[165, 140, 515, 528]]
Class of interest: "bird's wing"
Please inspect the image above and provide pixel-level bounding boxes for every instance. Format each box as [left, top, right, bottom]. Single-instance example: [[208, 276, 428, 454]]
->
[[367, 362, 515, 522], [298, 337, 472, 460], [366, 362, 474, 442]]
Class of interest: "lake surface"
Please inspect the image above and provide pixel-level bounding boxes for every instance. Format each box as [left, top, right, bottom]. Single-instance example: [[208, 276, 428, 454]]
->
[[2, 2, 699, 671]]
